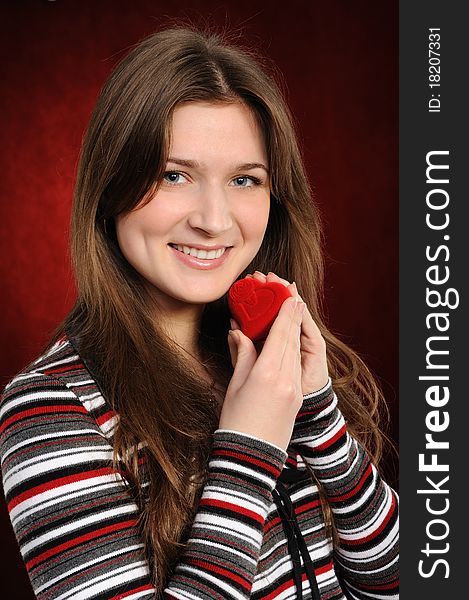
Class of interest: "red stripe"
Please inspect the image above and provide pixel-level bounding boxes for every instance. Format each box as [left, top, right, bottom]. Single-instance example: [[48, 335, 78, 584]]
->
[[0, 404, 87, 436], [43, 363, 84, 375], [8, 466, 115, 511], [264, 515, 282, 534], [2, 435, 99, 470], [213, 449, 281, 477], [263, 563, 334, 600], [108, 584, 155, 599], [315, 424, 347, 451], [26, 519, 138, 570], [96, 410, 117, 427], [330, 464, 373, 503], [315, 561, 334, 576], [344, 493, 397, 545], [296, 407, 322, 418], [264, 499, 322, 531], [296, 499, 322, 514], [263, 573, 308, 599], [188, 559, 250, 591], [198, 498, 264, 524]]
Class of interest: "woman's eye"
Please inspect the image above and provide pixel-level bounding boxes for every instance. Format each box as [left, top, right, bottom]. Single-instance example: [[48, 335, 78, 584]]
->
[[232, 176, 262, 187], [163, 171, 187, 185]]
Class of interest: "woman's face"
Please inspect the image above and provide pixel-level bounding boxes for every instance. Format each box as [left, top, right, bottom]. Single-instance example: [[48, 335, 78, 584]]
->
[[116, 101, 271, 312]]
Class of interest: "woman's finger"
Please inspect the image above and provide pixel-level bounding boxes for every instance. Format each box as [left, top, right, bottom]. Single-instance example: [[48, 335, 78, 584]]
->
[[257, 296, 303, 370], [266, 271, 291, 288], [227, 329, 258, 384], [297, 298, 323, 348], [252, 270, 267, 282]]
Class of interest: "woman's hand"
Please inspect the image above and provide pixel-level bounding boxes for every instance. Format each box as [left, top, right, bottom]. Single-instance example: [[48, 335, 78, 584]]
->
[[231, 271, 329, 396], [219, 293, 305, 451]]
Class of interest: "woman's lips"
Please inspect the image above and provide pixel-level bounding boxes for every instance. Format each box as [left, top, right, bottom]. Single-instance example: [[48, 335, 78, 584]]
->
[[169, 244, 232, 270]]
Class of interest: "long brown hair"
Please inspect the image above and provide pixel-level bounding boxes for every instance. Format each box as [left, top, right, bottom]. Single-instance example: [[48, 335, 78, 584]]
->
[[46, 24, 390, 592]]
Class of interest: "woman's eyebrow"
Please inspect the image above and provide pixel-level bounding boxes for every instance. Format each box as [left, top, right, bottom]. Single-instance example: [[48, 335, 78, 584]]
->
[[167, 157, 269, 173]]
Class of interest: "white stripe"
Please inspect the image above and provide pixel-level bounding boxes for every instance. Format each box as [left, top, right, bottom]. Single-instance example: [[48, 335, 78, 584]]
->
[[304, 434, 357, 469], [54, 562, 149, 600], [5, 444, 112, 481], [201, 489, 268, 515], [9, 473, 125, 523], [335, 481, 393, 532], [12, 480, 123, 526], [35, 544, 146, 593], [78, 391, 103, 401], [118, 590, 154, 600], [190, 538, 257, 567], [193, 512, 263, 544], [65, 379, 95, 387], [0, 390, 77, 420], [208, 459, 277, 487], [1, 428, 107, 464], [4, 448, 113, 494], [21, 504, 137, 555], [169, 564, 247, 600], [3, 371, 44, 391], [34, 353, 79, 370], [345, 579, 398, 600], [338, 552, 399, 576], [251, 554, 293, 592], [288, 485, 318, 503], [337, 519, 399, 561], [203, 483, 268, 513], [34, 339, 68, 361], [98, 415, 119, 436], [292, 412, 344, 450], [191, 518, 261, 547]]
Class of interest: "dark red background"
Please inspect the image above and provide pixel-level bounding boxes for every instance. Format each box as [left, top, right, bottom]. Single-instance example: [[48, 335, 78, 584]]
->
[[0, 1, 397, 596]]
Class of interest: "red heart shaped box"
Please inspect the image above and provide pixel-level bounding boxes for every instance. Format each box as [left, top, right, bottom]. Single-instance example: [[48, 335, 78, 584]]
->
[[228, 277, 293, 341]]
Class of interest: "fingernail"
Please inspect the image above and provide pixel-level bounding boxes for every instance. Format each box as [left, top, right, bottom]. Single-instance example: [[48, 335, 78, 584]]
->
[[292, 282, 298, 293], [230, 318, 236, 329], [254, 270, 265, 276], [245, 274, 253, 278]]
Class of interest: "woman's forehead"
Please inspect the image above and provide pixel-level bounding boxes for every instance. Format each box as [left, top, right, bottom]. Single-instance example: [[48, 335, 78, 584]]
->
[[167, 102, 268, 165]]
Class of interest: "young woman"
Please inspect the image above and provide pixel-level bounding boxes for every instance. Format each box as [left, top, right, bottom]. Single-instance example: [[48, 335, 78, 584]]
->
[[0, 26, 398, 600]]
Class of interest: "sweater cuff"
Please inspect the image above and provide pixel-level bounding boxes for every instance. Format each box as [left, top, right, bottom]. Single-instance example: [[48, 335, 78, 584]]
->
[[210, 429, 287, 496], [299, 377, 334, 413]]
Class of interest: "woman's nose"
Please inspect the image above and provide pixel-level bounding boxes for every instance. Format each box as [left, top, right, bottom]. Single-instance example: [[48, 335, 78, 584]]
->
[[187, 186, 233, 236]]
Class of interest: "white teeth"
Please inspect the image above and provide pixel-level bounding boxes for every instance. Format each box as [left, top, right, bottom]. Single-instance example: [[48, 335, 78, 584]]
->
[[172, 244, 226, 260]]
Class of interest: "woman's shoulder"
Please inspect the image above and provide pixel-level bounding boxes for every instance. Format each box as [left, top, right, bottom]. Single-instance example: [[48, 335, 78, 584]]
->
[[3, 335, 90, 396], [0, 335, 116, 437]]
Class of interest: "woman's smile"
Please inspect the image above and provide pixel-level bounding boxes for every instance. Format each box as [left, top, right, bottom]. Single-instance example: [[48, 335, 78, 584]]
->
[[168, 243, 233, 270]]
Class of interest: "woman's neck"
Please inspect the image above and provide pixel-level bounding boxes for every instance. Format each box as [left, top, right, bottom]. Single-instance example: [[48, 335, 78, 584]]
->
[[159, 303, 205, 359]]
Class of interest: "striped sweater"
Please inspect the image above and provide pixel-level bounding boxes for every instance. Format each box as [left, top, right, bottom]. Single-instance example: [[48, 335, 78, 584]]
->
[[0, 336, 399, 599]]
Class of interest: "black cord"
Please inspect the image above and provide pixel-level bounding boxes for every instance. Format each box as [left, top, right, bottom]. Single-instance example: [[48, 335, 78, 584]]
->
[[274, 481, 322, 600]]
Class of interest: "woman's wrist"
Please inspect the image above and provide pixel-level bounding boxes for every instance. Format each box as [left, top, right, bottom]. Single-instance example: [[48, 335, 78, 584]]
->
[[302, 376, 332, 399]]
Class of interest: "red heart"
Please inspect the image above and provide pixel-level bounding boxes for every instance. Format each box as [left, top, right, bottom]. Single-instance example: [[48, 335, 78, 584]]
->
[[228, 277, 293, 341]]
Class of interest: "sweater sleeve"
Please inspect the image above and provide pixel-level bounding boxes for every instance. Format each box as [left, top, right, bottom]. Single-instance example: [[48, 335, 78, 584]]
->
[[0, 373, 286, 600], [290, 379, 399, 600]]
